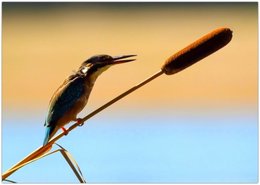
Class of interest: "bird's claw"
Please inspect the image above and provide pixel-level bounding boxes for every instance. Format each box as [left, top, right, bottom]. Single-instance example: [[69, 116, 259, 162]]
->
[[76, 118, 84, 126]]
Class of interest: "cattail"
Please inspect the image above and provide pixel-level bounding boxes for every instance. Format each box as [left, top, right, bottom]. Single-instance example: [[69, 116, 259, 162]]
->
[[161, 28, 233, 75]]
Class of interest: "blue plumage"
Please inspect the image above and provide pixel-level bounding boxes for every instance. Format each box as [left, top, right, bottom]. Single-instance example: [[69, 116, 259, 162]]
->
[[43, 125, 55, 145], [43, 74, 89, 145]]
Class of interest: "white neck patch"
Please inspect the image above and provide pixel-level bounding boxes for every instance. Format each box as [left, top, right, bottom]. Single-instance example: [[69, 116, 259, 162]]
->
[[81, 66, 90, 74]]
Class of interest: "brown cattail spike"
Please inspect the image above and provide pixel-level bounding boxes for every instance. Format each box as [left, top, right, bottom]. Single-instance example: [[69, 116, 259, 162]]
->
[[162, 27, 233, 75]]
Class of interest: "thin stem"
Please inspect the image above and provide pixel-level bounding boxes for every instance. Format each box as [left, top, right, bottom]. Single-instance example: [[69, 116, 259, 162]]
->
[[2, 70, 164, 180], [82, 70, 164, 122]]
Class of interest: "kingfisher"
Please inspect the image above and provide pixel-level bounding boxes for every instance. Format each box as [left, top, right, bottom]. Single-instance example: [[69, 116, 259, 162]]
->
[[43, 54, 136, 145]]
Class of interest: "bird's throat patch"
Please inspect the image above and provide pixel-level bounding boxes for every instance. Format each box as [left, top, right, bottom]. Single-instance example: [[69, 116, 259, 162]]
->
[[90, 65, 110, 81]]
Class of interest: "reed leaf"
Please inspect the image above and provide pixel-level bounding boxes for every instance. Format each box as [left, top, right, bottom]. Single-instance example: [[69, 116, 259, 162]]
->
[[55, 143, 86, 183], [2, 179, 17, 183], [3, 144, 86, 183]]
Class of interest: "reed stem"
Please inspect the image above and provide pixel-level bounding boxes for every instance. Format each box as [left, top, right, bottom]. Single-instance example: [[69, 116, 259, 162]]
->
[[2, 70, 163, 180]]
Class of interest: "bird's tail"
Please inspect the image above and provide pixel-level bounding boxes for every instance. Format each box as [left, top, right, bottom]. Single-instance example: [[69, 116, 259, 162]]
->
[[43, 126, 55, 146]]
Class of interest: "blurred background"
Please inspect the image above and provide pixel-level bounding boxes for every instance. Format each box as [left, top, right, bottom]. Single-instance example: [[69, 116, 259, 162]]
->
[[2, 2, 258, 183]]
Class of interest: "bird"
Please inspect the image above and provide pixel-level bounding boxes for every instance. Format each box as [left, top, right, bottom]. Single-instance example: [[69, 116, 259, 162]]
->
[[43, 54, 136, 145]]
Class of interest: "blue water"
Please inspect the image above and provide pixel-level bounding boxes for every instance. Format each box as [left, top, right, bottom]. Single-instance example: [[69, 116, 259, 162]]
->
[[2, 106, 258, 183]]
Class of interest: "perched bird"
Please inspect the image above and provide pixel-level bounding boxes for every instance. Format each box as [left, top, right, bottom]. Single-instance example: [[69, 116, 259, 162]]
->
[[43, 54, 136, 145]]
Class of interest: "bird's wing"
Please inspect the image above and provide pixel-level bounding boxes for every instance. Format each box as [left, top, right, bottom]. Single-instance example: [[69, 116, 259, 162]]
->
[[48, 73, 79, 104], [45, 75, 85, 127]]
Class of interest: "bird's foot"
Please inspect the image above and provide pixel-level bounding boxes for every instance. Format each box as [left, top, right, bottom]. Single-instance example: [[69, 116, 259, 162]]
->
[[61, 127, 69, 135], [76, 118, 84, 126]]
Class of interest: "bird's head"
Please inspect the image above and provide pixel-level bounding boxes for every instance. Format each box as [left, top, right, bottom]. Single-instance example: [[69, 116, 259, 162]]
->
[[79, 54, 136, 80]]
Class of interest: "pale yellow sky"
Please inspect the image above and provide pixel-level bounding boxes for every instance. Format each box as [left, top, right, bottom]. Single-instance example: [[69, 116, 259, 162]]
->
[[3, 3, 257, 109]]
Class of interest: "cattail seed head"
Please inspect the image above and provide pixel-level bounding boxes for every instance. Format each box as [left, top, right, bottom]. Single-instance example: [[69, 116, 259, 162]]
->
[[161, 27, 233, 75]]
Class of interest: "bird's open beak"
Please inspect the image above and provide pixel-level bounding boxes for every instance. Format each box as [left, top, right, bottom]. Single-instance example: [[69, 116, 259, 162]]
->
[[111, 55, 136, 65]]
